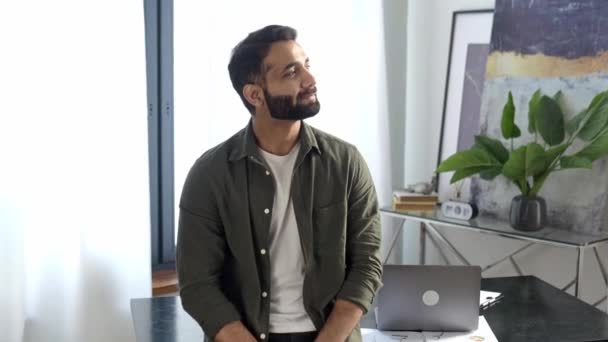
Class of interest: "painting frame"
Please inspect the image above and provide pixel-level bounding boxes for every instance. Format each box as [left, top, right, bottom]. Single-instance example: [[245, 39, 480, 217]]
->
[[436, 9, 494, 201]]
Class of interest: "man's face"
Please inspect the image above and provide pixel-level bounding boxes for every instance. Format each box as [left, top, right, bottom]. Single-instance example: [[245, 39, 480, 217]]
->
[[259, 40, 320, 120]]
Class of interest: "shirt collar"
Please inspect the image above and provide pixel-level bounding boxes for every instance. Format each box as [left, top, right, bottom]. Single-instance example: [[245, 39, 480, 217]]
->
[[228, 119, 321, 162]]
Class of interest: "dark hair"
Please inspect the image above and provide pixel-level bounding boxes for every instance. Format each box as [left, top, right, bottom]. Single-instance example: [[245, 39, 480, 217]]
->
[[228, 25, 298, 114]]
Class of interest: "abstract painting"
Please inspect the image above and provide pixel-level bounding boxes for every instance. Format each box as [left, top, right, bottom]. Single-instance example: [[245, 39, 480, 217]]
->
[[458, 43, 490, 152], [469, 0, 608, 233]]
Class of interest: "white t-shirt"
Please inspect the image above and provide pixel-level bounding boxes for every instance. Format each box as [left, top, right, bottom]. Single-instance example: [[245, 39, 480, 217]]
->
[[257, 142, 316, 333]]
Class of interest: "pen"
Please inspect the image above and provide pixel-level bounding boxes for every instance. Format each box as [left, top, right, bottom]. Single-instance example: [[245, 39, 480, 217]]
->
[[480, 297, 503, 311], [480, 294, 504, 308]]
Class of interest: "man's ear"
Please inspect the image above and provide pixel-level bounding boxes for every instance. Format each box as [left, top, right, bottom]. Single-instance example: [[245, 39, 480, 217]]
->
[[243, 84, 264, 108]]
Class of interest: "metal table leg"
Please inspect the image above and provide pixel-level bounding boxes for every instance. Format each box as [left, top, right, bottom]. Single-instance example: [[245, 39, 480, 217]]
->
[[424, 222, 472, 266], [593, 247, 608, 312], [419, 222, 426, 265], [383, 218, 406, 265], [426, 230, 452, 265], [509, 256, 524, 276], [561, 278, 576, 292], [482, 242, 535, 273], [575, 247, 585, 298]]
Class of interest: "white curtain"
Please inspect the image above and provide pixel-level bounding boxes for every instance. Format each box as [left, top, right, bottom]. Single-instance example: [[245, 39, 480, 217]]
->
[[0, 1, 151, 341]]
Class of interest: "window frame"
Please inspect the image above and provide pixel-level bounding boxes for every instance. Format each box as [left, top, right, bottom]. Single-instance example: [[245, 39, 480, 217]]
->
[[144, 0, 175, 270]]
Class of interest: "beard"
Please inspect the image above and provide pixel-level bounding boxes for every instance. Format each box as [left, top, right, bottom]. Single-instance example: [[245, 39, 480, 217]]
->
[[263, 87, 321, 120]]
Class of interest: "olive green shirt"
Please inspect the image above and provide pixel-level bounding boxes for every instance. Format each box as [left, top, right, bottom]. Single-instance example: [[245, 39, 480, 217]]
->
[[176, 120, 383, 342]]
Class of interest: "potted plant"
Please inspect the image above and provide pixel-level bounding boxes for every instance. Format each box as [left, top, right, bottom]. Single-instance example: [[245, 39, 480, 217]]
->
[[436, 89, 608, 231]]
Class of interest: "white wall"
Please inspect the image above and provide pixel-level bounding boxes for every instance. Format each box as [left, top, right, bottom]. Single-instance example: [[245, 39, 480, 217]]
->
[[380, 0, 409, 263], [405, 0, 495, 184], [402, 0, 608, 310]]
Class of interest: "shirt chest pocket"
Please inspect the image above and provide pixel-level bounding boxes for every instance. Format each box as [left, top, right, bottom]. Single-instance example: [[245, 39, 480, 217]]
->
[[312, 200, 347, 261]]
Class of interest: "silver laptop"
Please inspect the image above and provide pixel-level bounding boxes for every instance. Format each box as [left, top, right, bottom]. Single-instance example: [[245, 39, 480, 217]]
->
[[375, 265, 481, 331]]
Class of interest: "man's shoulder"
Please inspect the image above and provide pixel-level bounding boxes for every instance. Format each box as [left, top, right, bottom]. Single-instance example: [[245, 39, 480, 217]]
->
[[308, 125, 360, 158], [180, 128, 246, 207], [188, 128, 245, 175]]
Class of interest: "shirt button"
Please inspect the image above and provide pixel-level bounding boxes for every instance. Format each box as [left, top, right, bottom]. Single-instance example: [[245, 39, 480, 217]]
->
[[262, 291, 268, 298], [260, 249, 266, 255], [265, 170, 270, 175], [260, 333, 266, 340], [264, 208, 270, 214]]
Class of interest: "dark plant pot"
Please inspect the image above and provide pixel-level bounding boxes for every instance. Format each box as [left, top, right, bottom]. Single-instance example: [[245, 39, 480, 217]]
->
[[510, 195, 546, 231]]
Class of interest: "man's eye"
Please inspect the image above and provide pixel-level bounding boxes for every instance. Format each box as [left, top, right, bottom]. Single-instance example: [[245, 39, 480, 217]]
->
[[284, 70, 296, 78]]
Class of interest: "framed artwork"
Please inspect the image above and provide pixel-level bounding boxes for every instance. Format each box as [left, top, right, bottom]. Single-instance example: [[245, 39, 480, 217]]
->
[[473, 0, 608, 233], [436, 9, 494, 202]]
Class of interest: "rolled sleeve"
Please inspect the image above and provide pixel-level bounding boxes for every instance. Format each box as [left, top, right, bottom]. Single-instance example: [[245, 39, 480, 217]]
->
[[336, 148, 383, 313]]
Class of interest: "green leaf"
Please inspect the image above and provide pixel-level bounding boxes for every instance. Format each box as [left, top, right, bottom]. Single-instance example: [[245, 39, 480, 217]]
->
[[474, 135, 509, 164], [528, 89, 542, 134], [530, 172, 549, 196], [479, 167, 503, 180], [450, 167, 491, 183], [536, 95, 565, 146], [566, 109, 589, 136], [500, 142, 548, 180], [575, 131, 608, 162], [436, 149, 502, 172], [560, 156, 593, 169], [577, 101, 608, 141], [577, 91, 608, 141], [545, 144, 568, 164], [502, 146, 527, 180], [512, 125, 521, 138], [588, 91, 608, 110], [501, 92, 521, 139], [553, 90, 563, 102], [525, 143, 547, 176]]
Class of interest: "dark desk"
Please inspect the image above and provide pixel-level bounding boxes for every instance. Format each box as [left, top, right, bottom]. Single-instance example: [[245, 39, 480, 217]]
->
[[131, 276, 608, 342]]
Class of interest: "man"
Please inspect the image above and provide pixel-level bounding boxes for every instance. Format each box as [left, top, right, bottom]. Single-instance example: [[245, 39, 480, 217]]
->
[[176, 25, 382, 342]]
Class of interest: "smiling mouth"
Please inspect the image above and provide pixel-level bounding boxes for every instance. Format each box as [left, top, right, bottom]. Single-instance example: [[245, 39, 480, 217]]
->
[[299, 92, 316, 102]]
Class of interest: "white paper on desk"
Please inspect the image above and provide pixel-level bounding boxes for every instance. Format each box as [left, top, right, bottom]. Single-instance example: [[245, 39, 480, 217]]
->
[[423, 316, 498, 342], [362, 316, 498, 342], [480, 290, 502, 306], [361, 328, 424, 341]]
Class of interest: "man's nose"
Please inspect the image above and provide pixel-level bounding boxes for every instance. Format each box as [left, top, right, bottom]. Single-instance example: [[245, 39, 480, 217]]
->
[[301, 68, 316, 89]]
